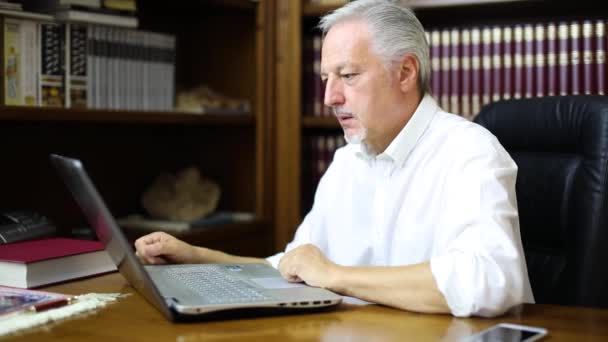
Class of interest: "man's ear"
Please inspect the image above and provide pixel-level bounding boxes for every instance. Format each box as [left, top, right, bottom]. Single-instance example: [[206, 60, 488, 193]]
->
[[398, 54, 419, 93]]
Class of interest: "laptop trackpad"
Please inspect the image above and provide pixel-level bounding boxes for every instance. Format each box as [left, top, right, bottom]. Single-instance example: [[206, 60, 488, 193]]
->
[[251, 277, 307, 289]]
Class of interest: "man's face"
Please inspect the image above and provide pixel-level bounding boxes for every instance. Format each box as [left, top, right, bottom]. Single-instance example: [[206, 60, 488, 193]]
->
[[321, 20, 403, 150]]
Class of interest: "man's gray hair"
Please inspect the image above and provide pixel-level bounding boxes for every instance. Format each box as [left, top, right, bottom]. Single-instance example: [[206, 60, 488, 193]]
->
[[318, 0, 430, 95]]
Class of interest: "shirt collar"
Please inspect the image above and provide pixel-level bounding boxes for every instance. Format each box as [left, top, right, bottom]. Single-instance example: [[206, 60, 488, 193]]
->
[[355, 94, 439, 168]]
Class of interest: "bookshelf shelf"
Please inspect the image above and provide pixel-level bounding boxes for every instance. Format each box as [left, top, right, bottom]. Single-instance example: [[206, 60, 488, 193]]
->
[[0, 107, 255, 126], [302, 115, 340, 129]]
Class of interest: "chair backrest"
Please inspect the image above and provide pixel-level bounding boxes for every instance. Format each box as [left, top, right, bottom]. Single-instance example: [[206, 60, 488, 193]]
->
[[474, 95, 608, 308]]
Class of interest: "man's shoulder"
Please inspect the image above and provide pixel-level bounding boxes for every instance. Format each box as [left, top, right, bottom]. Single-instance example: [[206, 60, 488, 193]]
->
[[430, 111, 498, 144]]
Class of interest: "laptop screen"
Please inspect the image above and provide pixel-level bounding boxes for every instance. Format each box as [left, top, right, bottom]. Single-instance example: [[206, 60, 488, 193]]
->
[[50, 154, 175, 320]]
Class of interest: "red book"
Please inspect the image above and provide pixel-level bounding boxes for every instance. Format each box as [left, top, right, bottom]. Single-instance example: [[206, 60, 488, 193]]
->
[[440, 29, 451, 111], [513, 24, 524, 99], [491, 26, 502, 103], [430, 29, 442, 103], [481, 27, 492, 106], [596, 20, 606, 95], [523, 24, 535, 98], [450, 28, 461, 114], [557, 22, 570, 95], [534, 24, 546, 97], [0, 238, 116, 288], [546, 23, 558, 96], [582, 20, 594, 95], [470, 27, 482, 114], [502, 26, 513, 100], [460, 28, 472, 118], [569, 21, 582, 95]]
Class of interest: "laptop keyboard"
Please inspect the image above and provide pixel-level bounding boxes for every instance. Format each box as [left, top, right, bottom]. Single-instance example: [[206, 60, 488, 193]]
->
[[165, 266, 274, 304]]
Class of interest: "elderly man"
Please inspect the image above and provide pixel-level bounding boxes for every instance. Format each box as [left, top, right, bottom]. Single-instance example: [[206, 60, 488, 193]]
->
[[135, 0, 534, 317]]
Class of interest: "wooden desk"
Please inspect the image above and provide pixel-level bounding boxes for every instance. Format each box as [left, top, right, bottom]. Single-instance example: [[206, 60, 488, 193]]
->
[[4, 273, 608, 341]]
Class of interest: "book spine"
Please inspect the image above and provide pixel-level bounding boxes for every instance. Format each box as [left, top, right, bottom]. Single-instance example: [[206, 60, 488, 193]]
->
[[570, 21, 581, 95], [39, 22, 65, 107], [470, 27, 481, 115], [20, 19, 38, 106], [440, 29, 450, 111], [582, 20, 594, 95], [491, 26, 502, 102], [450, 28, 460, 114], [558, 22, 569, 96], [69, 23, 88, 108], [546, 23, 557, 96], [502, 26, 513, 100], [302, 35, 313, 116], [596, 20, 605, 95], [430, 29, 441, 101], [513, 24, 524, 99], [534, 23, 546, 97], [523, 24, 534, 98], [313, 34, 322, 117], [460, 28, 471, 118], [4, 18, 21, 105], [481, 27, 492, 106]]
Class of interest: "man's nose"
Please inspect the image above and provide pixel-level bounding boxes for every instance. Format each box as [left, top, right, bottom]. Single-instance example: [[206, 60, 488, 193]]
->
[[324, 78, 345, 107]]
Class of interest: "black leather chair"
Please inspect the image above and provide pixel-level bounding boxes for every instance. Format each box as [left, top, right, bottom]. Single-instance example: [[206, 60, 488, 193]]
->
[[474, 95, 608, 308]]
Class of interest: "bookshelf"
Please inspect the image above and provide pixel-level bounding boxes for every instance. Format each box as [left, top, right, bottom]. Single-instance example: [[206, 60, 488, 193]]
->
[[273, 0, 608, 250], [0, 0, 277, 257]]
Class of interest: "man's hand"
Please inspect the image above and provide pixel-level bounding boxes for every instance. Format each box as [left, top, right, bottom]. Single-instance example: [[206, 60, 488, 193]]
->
[[134, 232, 199, 265], [278, 244, 338, 289]]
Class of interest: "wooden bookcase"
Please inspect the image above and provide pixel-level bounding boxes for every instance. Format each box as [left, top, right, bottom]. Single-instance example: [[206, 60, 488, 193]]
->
[[0, 0, 277, 257], [273, 0, 607, 250]]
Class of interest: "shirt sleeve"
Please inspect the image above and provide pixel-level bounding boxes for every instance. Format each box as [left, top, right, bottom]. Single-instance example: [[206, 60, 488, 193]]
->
[[430, 129, 533, 317]]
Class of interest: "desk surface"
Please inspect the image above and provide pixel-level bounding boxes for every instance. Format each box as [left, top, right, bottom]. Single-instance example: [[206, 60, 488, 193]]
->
[[3, 272, 608, 341]]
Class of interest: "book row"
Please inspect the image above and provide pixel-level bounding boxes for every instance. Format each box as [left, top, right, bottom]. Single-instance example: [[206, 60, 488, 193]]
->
[[302, 18, 607, 119], [303, 134, 347, 191], [1, 15, 175, 110]]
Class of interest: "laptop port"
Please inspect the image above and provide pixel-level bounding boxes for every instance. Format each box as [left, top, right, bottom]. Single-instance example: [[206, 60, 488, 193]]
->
[[279, 303, 286, 306], [300, 301, 309, 305], [313, 301, 321, 305], [323, 300, 331, 304]]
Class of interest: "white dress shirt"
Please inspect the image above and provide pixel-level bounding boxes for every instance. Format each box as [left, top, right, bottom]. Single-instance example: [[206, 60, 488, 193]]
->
[[267, 95, 534, 317]]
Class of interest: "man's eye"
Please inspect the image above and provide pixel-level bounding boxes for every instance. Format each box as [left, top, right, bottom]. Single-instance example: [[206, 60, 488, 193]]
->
[[341, 73, 356, 80]]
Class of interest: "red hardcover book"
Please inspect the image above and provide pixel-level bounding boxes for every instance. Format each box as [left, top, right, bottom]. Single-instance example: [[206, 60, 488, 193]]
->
[[491, 26, 502, 103], [546, 22, 558, 96], [569, 21, 582, 95], [440, 29, 451, 111], [595, 20, 606, 95], [502, 26, 513, 100], [513, 24, 524, 99], [481, 27, 492, 106], [470, 27, 482, 115], [523, 24, 535, 98], [534, 23, 546, 97], [0, 238, 116, 288], [460, 28, 472, 118], [313, 35, 323, 117], [430, 29, 442, 103], [557, 22, 570, 96], [450, 28, 460, 114], [582, 20, 594, 95]]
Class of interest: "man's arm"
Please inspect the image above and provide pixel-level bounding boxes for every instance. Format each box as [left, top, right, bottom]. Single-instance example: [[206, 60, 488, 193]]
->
[[134, 231, 270, 265], [278, 244, 449, 313]]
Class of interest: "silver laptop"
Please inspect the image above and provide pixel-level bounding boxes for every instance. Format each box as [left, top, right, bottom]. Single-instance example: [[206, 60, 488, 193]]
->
[[50, 154, 342, 321]]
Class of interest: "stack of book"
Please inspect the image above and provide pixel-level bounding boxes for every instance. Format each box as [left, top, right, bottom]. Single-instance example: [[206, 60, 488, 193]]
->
[[0, 237, 116, 288]]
